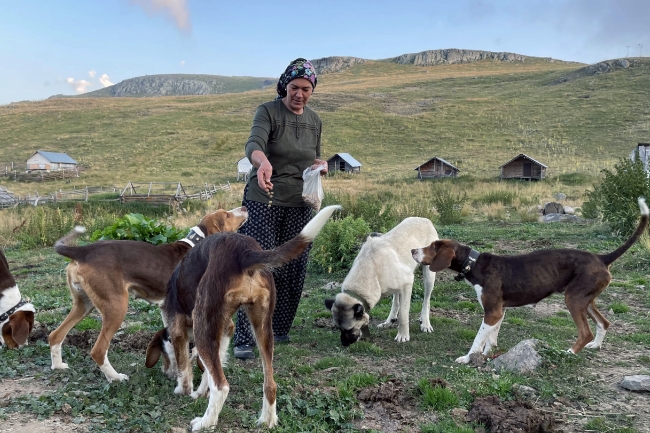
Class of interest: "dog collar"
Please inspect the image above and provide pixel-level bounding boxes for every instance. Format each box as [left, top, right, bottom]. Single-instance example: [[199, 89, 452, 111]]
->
[[179, 226, 206, 247], [454, 249, 480, 282]]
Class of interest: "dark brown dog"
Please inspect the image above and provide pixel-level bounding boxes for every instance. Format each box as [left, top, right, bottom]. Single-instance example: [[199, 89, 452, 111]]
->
[[157, 205, 339, 432], [412, 198, 648, 364], [1, 249, 35, 348], [49, 206, 248, 382]]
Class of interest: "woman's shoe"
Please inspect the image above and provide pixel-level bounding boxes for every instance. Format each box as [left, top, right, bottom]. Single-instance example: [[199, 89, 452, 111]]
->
[[233, 344, 255, 359], [274, 335, 290, 343]]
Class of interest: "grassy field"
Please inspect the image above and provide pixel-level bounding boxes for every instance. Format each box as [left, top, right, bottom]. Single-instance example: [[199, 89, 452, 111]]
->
[[1, 57, 649, 197], [1, 57, 650, 432], [1, 212, 650, 432]]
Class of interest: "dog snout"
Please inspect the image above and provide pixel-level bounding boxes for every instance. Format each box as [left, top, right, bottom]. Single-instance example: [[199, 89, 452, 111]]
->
[[340, 330, 360, 346], [411, 248, 424, 263]]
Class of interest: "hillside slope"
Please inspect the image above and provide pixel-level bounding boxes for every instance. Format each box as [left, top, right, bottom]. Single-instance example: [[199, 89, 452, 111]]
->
[[1, 56, 649, 195]]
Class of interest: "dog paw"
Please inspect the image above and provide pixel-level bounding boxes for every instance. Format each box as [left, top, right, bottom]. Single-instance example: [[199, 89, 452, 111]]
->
[[257, 412, 279, 428], [420, 323, 433, 333], [455, 355, 471, 364], [51, 362, 69, 370], [394, 333, 410, 343], [190, 417, 207, 432], [174, 384, 193, 395], [190, 389, 208, 400], [106, 373, 129, 383], [585, 341, 601, 349]]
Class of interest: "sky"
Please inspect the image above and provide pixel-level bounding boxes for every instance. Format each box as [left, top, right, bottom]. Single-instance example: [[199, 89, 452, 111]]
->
[[1, 0, 648, 105]]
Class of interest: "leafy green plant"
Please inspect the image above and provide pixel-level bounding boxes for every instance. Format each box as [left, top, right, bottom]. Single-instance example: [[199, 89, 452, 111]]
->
[[90, 213, 188, 245], [421, 418, 475, 433], [584, 157, 650, 235], [473, 190, 517, 206], [431, 186, 467, 225], [309, 216, 371, 274]]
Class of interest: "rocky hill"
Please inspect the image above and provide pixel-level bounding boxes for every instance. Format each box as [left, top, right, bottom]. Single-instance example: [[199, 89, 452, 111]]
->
[[53, 74, 275, 99], [51, 49, 575, 99]]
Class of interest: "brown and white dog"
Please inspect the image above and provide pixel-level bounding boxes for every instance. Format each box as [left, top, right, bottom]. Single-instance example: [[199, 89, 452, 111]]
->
[[49, 207, 248, 382], [157, 205, 340, 432], [412, 197, 649, 364], [1, 249, 35, 348]]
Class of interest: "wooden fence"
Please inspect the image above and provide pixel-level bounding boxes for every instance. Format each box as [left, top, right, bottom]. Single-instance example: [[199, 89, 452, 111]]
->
[[119, 181, 230, 206]]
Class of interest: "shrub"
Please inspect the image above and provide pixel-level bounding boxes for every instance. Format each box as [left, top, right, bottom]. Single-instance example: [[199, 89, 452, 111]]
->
[[90, 213, 188, 245], [584, 157, 650, 235], [431, 186, 467, 225], [309, 216, 371, 274], [323, 191, 396, 232]]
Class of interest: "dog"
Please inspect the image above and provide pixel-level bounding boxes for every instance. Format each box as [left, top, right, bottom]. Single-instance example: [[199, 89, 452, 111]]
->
[[325, 217, 438, 346], [412, 197, 649, 364], [49, 206, 248, 382], [1, 249, 35, 348], [157, 205, 340, 431]]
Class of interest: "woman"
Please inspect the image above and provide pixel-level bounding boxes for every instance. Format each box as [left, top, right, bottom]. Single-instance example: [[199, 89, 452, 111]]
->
[[233, 58, 327, 360]]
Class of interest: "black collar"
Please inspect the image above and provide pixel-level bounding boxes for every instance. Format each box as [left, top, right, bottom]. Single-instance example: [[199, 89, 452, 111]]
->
[[0, 299, 28, 323], [180, 226, 206, 247], [454, 249, 480, 282]]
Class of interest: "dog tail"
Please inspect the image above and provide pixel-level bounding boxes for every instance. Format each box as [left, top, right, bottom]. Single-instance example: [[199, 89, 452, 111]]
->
[[600, 197, 649, 266], [54, 226, 87, 259], [241, 205, 341, 271]]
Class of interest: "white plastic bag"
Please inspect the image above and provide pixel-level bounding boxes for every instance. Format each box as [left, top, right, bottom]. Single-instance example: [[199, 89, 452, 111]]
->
[[302, 163, 325, 212]]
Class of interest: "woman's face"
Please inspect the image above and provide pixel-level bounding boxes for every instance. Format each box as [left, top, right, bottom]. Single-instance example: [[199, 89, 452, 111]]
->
[[285, 77, 313, 114]]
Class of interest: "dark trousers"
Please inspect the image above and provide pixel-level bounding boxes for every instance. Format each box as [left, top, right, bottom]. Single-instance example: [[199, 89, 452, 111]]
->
[[233, 197, 313, 347]]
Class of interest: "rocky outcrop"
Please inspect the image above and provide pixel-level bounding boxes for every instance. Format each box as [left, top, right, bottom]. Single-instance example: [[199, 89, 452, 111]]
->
[[310, 56, 367, 74], [550, 58, 643, 85], [384, 49, 528, 66], [76, 74, 275, 98]]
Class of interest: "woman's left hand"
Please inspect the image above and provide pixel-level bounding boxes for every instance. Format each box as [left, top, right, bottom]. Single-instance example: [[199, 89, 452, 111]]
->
[[312, 159, 328, 175]]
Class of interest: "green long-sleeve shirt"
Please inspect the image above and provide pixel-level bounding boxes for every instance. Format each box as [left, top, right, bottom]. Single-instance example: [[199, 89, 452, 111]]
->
[[245, 99, 322, 207]]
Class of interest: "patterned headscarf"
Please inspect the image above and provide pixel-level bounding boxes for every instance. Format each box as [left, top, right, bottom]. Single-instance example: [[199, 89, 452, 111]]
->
[[276, 58, 318, 99]]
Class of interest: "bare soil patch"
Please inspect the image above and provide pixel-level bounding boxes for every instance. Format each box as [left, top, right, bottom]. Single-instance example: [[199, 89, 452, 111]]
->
[[355, 378, 437, 432], [467, 395, 555, 433]]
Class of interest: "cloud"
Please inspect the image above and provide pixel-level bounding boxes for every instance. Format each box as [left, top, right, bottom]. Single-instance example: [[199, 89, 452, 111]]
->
[[89, 70, 96, 78], [66, 78, 92, 93], [180, 60, 185, 66], [99, 74, 114, 87], [132, 0, 191, 32]]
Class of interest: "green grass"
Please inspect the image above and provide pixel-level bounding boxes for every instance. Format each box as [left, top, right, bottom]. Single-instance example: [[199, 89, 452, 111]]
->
[[3, 216, 650, 432]]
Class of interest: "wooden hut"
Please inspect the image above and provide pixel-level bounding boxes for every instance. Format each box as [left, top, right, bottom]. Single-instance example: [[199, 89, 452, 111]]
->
[[414, 157, 459, 179], [236, 157, 253, 181], [26, 150, 78, 172], [327, 153, 362, 174], [499, 154, 547, 180]]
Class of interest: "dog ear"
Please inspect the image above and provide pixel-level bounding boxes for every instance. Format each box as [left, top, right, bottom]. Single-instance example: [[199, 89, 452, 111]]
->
[[353, 303, 365, 319], [145, 329, 165, 368], [428, 246, 455, 272], [324, 299, 335, 310], [361, 324, 371, 338], [10, 312, 32, 347]]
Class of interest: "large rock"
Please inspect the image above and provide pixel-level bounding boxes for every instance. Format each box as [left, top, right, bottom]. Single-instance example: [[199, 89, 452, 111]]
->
[[620, 375, 650, 391], [492, 339, 542, 373], [384, 49, 527, 66], [543, 202, 564, 215], [311, 56, 366, 74]]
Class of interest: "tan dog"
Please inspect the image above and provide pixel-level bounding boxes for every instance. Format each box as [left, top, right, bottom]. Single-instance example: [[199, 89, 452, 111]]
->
[[412, 198, 649, 364], [158, 205, 340, 431], [1, 249, 35, 348], [49, 207, 248, 382]]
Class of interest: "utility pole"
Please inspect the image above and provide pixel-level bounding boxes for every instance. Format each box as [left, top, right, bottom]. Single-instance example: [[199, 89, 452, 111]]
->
[[640, 44, 643, 57], [626, 46, 630, 57]]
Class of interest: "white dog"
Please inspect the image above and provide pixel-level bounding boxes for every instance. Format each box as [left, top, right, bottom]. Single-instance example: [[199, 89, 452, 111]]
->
[[325, 217, 438, 345]]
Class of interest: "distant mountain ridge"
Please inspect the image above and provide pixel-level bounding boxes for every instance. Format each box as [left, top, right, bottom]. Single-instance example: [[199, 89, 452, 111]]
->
[[51, 49, 579, 99]]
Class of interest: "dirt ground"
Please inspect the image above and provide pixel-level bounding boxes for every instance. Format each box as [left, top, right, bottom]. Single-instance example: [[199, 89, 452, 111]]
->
[[6, 302, 650, 433]]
